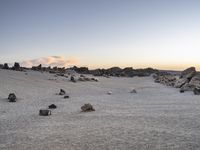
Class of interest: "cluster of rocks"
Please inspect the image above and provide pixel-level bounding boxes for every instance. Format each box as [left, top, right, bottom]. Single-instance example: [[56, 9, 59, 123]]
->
[[32, 64, 66, 74], [69, 75, 99, 83], [0, 62, 23, 71], [155, 67, 200, 95], [71, 66, 158, 77], [154, 74, 177, 86]]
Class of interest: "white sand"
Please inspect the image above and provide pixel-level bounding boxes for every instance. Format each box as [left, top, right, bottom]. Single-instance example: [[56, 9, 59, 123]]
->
[[0, 69, 200, 150]]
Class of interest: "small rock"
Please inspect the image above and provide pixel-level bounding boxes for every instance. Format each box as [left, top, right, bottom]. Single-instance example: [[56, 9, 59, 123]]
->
[[70, 76, 76, 83], [39, 109, 51, 116], [91, 78, 99, 82], [180, 89, 185, 93], [194, 87, 200, 95], [59, 89, 66, 95], [130, 89, 137, 93], [81, 103, 95, 112], [107, 91, 112, 95], [64, 95, 69, 99], [8, 93, 17, 102], [48, 104, 57, 109]]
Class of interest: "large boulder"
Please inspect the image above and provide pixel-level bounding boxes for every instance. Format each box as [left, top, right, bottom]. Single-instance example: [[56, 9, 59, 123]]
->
[[180, 67, 196, 80], [180, 74, 200, 92], [194, 87, 200, 95], [3, 63, 9, 69], [12, 62, 21, 71], [174, 78, 189, 88]]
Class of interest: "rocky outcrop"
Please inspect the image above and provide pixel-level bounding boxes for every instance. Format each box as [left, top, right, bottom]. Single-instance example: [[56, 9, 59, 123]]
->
[[154, 75, 177, 86], [11, 62, 22, 71], [180, 74, 200, 92], [174, 78, 189, 88], [180, 67, 196, 80], [32, 64, 42, 71]]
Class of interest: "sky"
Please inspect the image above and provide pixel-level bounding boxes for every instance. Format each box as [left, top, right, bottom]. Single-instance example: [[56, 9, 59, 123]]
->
[[0, 0, 200, 70]]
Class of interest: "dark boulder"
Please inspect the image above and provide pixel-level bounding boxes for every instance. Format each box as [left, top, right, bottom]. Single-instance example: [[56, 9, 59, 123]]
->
[[48, 104, 57, 109], [39, 109, 51, 116], [12, 62, 21, 71], [64, 95, 69, 99], [59, 89, 66, 95], [194, 87, 200, 95], [8, 93, 17, 102], [70, 76, 76, 83], [81, 103, 95, 112], [3, 63, 9, 69], [180, 74, 200, 92]]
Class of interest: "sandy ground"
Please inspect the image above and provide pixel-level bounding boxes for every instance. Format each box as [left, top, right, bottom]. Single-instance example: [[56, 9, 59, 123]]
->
[[0, 69, 200, 150]]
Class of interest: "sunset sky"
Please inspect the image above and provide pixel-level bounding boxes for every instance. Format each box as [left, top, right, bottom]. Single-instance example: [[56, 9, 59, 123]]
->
[[1, 0, 200, 70]]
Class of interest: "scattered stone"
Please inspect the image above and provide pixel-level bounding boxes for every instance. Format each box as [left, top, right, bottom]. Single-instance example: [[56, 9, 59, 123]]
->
[[107, 91, 112, 95], [64, 95, 69, 99], [193, 87, 200, 95], [59, 89, 66, 95], [81, 103, 95, 112], [48, 104, 57, 109], [39, 109, 51, 116], [130, 89, 137, 93], [8, 93, 17, 102]]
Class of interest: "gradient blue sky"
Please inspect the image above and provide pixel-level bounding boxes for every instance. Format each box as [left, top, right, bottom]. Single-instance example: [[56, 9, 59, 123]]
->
[[1, 0, 200, 70]]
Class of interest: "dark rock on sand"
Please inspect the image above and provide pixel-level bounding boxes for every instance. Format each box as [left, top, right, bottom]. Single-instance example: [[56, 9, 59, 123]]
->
[[48, 104, 57, 109], [130, 89, 137, 93], [12, 62, 21, 71], [39, 109, 51, 116], [70, 76, 76, 83], [59, 89, 66, 95], [81, 103, 95, 112], [8, 93, 17, 102], [3, 63, 9, 69], [64, 95, 69, 99], [194, 87, 200, 95]]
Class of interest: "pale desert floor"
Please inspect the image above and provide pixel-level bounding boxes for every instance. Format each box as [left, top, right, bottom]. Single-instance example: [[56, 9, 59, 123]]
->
[[0, 69, 200, 150]]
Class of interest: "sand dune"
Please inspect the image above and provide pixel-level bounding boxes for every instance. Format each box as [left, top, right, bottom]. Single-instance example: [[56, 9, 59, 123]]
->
[[0, 69, 200, 150]]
